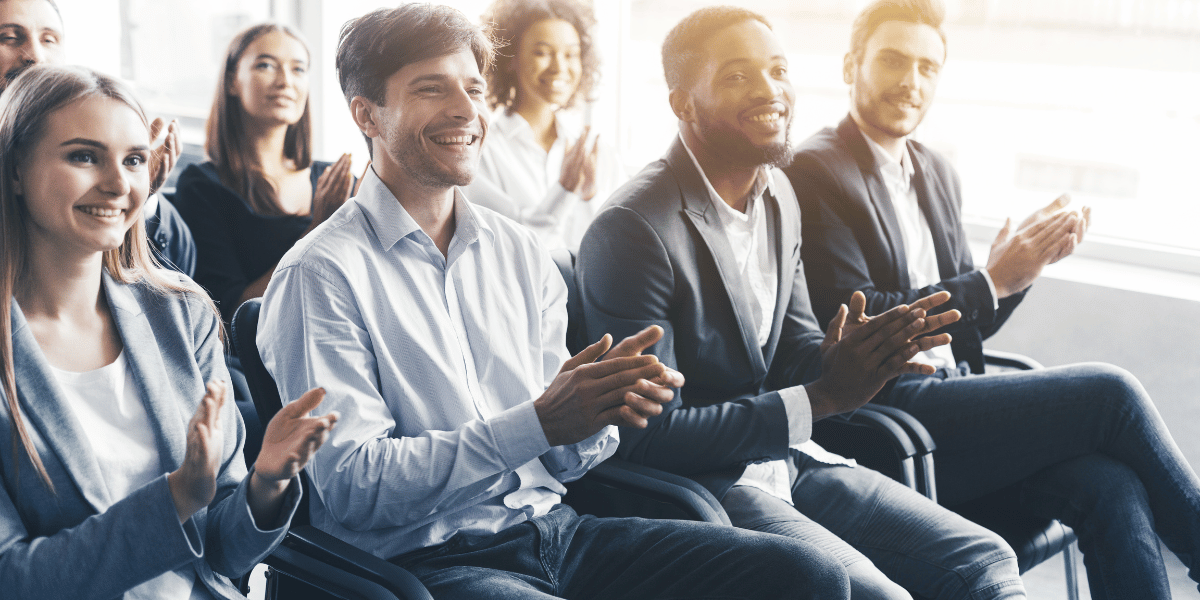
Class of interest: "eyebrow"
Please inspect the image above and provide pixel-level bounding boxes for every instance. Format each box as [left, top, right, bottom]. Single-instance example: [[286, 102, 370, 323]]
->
[[61, 138, 151, 152], [253, 53, 307, 65], [878, 48, 941, 65], [715, 55, 787, 73], [408, 73, 487, 88]]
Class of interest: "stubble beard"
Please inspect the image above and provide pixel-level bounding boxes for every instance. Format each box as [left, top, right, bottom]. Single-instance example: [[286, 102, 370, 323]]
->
[[391, 133, 476, 189]]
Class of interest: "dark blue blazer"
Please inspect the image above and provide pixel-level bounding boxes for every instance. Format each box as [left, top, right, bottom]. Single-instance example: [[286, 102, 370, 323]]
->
[[784, 116, 1025, 374], [578, 137, 825, 499]]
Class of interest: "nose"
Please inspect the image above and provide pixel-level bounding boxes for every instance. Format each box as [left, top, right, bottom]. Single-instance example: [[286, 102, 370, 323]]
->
[[899, 62, 920, 90], [20, 39, 49, 67], [548, 51, 566, 74], [98, 160, 132, 197], [749, 70, 782, 101], [446, 84, 482, 123]]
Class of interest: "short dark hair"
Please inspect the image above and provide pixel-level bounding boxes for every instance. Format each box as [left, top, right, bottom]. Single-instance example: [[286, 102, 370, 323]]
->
[[336, 3, 495, 108], [849, 0, 947, 63], [661, 6, 771, 91], [481, 0, 598, 110]]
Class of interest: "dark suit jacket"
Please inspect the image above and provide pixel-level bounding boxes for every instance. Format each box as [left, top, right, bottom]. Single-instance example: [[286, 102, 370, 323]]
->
[[578, 137, 826, 498], [784, 116, 1025, 374]]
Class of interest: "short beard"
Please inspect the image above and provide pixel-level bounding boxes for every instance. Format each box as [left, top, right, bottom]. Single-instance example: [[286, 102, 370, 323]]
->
[[2, 63, 32, 90], [696, 108, 793, 170], [391, 135, 475, 189]]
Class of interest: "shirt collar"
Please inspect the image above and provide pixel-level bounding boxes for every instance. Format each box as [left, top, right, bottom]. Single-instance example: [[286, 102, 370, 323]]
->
[[861, 130, 914, 187], [356, 166, 494, 253], [678, 132, 775, 219], [492, 108, 579, 144]]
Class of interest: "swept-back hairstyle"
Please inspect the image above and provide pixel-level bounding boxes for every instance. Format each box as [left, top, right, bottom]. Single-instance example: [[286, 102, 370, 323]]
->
[[661, 6, 772, 92], [0, 65, 218, 490], [206, 23, 313, 216], [480, 0, 598, 110], [849, 0, 947, 62], [335, 3, 495, 155]]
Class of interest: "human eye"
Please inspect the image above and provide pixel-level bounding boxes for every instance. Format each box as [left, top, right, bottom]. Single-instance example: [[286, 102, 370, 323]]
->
[[919, 62, 940, 77], [772, 65, 788, 78], [67, 150, 97, 164], [293, 64, 307, 75], [124, 152, 148, 168], [254, 61, 275, 71], [0, 31, 22, 45], [41, 33, 58, 45]]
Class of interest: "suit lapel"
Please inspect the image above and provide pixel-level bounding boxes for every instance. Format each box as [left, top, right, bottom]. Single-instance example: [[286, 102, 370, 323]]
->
[[909, 147, 958, 279], [10, 299, 112, 511], [667, 138, 769, 377], [837, 117, 912, 289], [762, 172, 794, 368], [103, 273, 187, 475]]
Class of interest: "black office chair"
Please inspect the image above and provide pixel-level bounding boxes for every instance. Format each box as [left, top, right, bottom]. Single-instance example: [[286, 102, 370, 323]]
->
[[232, 299, 434, 600]]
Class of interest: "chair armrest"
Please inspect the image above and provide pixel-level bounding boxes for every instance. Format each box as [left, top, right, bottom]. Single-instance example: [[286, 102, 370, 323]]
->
[[582, 457, 731, 525], [812, 408, 921, 490], [275, 526, 434, 600], [263, 545, 403, 600], [983, 349, 1044, 371], [857, 405, 938, 501]]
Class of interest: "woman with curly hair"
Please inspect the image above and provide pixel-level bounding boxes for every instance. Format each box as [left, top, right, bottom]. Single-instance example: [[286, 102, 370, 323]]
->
[[469, 0, 625, 250]]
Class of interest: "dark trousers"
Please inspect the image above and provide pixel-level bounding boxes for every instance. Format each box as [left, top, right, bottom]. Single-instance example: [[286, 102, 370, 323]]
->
[[390, 504, 850, 599]]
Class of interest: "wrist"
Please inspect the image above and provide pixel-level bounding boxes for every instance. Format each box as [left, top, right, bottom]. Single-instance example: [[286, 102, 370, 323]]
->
[[984, 267, 1012, 299], [249, 469, 291, 499], [167, 470, 200, 524]]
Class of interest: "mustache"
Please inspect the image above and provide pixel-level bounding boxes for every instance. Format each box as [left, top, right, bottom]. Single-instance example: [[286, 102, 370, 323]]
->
[[4, 62, 33, 86]]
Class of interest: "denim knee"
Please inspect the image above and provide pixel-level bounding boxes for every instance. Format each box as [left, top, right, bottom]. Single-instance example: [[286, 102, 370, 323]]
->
[[746, 533, 850, 600], [952, 530, 1023, 600]]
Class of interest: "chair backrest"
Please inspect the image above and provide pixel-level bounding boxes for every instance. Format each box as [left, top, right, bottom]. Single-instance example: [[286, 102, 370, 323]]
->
[[549, 248, 586, 355], [231, 298, 285, 425]]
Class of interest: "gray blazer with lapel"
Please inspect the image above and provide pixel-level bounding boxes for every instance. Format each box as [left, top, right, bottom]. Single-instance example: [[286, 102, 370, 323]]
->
[[0, 271, 297, 599], [578, 137, 826, 498]]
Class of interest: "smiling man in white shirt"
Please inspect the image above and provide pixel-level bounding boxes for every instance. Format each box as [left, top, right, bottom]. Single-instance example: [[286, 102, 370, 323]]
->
[[258, 5, 851, 599]]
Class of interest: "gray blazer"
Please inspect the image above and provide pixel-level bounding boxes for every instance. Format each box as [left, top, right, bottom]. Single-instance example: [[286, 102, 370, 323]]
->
[[0, 271, 297, 599], [578, 137, 826, 498]]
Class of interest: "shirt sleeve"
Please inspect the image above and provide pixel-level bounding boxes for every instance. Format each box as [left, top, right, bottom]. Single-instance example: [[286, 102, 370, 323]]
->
[[979, 268, 1001, 311], [776, 385, 813, 446], [259, 261, 553, 533]]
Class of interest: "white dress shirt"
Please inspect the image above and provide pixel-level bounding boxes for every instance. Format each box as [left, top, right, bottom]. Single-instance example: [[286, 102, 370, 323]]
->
[[861, 133, 998, 370], [680, 136, 852, 507], [463, 108, 625, 250], [259, 169, 617, 559]]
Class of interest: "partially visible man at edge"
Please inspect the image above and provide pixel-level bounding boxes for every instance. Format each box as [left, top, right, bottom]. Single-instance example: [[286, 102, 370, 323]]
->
[[259, 4, 850, 599], [786, 0, 1200, 597]]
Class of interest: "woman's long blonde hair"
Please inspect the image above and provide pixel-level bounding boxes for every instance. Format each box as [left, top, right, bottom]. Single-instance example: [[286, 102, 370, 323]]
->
[[0, 65, 218, 490]]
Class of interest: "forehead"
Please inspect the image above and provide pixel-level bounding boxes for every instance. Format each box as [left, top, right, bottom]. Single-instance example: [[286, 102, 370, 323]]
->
[[40, 96, 147, 145], [864, 20, 945, 63], [0, 0, 62, 30], [697, 20, 783, 73], [241, 30, 308, 62], [386, 48, 482, 91], [521, 18, 580, 47]]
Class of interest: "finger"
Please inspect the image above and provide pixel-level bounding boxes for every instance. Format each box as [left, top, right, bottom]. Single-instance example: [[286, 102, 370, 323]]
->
[[847, 291, 867, 323], [862, 308, 925, 354], [912, 333, 952, 353], [622, 392, 666, 418], [165, 119, 181, 163], [1031, 213, 1077, 254], [280, 387, 327, 418], [561, 334, 612, 373], [921, 309, 960, 332], [606, 325, 664, 359], [1022, 211, 1071, 239], [1043, 193, 1070, 213], [589, 134, 600, 158], [847, 301, 912, 343], [149, 117, 167, 147], [823, 303, 848, 345], [599, 403, 649, 430], [646, 366, 685, 388], [894, 360, 938, 376], [908, 290, 951, 314], [586, 360, 666, 391], [601, 378, 677, 408]]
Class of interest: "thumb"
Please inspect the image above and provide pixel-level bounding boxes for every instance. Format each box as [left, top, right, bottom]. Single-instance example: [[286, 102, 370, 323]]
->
[[848, 290, 867, 323], [281, 387, 326, 418], [561, 334, 612, 373], [993, 218, 1011, 246], [608, 325, 665, 359]]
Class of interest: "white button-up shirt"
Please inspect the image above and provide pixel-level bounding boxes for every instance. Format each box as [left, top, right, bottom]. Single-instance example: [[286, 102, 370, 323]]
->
[[861, 133, 997, 369], [680, 136, 852, 506], [259, 169, 617, 559], [463, 108, 625, 251]]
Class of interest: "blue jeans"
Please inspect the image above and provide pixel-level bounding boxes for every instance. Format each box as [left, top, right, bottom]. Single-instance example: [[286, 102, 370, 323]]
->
[[886, 362, 1200, 600], [722, 453, 1024, 600], [389, 504, 850, 599]]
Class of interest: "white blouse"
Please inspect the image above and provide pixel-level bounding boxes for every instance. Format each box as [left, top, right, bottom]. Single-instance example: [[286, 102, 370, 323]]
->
[[50, 351, 213, 600], [464, 108, 626, 250]]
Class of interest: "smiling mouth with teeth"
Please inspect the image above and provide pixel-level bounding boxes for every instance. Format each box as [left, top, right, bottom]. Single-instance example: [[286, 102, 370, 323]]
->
[[430, 135, 479, 146], [748, 112, 781, 124], [78, 206, 125, 218]]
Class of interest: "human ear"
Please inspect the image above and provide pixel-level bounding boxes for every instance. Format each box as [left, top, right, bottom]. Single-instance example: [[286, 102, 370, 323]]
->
[[668, 89, 695, 123], [12, 169, 21, 196], [349, 96, 380, 139], [842, 53, 856, 85]]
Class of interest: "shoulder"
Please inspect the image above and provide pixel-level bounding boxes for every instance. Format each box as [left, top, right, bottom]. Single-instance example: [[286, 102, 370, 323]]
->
[[119, 272, 220, 341], [273, 198, 370, 280], [600, 159, 679, 224], [907, 139, 956, 177], [789, 126, 855, 177], [173, 162, 239, 209]]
